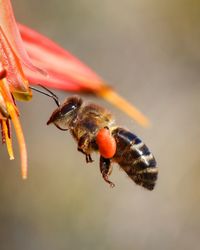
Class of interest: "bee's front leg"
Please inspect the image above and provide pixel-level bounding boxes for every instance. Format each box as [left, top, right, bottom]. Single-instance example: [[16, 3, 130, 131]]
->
[[100, 156, 115, 188], [78, 133, 93, 163]]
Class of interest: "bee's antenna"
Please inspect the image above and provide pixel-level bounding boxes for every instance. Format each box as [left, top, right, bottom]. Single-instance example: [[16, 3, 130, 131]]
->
[[30, 85, 60, 107]]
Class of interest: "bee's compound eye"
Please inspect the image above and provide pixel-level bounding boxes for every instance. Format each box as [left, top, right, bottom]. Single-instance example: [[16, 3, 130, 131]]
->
[[96, 128, 116, 159], [60, 103, 76, 115], [61, 96, 82, 115]]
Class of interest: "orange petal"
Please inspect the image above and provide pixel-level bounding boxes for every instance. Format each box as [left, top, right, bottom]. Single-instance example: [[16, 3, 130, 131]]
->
[[0, 91, 10, 118], [6, 102, 27, 179], [97, 86, 150, 127], [2, 119, 14, 160], [0, 78, 15, 107]]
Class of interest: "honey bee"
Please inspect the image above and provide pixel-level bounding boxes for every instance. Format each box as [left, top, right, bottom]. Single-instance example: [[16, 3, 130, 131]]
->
[[31, 86, 158, 190]]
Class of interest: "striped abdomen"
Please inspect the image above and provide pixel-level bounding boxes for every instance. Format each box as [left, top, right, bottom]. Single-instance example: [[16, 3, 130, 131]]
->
[[112, 128, 158, 190]]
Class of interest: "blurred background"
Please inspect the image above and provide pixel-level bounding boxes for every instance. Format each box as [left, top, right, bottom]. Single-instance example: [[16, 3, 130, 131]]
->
[[1, 0, 200, 249]]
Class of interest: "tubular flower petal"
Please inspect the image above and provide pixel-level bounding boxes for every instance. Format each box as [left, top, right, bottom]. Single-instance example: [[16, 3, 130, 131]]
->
[[18, 23, 104, 92], [0, 11, 33, 177], [2, 119, 14, 160], [7, 102, 27, 179], [0, 0, 46, 75], [0, 0, 45, 178], [0, 75, 28, 178], [0, 89, 9, 118], [0, 26, 32, 100], [18, 24, 150, 127]]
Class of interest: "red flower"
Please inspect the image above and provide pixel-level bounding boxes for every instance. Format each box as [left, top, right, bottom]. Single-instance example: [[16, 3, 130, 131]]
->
[[19, 23, 149, 127], [0, 0, 149, 178], [0, 0, 45, 178]]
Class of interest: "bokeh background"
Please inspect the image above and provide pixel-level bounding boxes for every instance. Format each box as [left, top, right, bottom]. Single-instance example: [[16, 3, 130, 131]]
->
[[1, 0, 200, 249]]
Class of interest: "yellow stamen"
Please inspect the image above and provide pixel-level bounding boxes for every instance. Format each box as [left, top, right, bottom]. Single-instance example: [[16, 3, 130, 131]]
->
[[97, 86, 150, 127], [6, 102, 27, 179], [2, 120, 14, 160]]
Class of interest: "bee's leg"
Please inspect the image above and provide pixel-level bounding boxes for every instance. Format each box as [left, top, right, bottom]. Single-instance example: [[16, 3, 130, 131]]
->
[[77, 147, 92, 163], [100, 156, 115, 188], [87, 154, 93, 162], [78, 133, 93, 163]]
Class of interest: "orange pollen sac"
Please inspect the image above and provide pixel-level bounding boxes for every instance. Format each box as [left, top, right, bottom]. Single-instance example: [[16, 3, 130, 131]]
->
[[96, 127, 116, 159]]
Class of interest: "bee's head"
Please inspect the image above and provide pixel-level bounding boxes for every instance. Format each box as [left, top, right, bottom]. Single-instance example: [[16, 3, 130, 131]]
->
[[47, 96, 83, 130], [29, 86, 83, 130]]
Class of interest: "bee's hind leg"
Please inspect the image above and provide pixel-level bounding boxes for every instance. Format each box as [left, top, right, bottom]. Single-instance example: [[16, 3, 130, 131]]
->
[[100, 156, 115, 188], [78, 133, 93, 163]]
